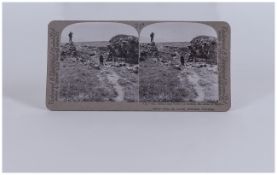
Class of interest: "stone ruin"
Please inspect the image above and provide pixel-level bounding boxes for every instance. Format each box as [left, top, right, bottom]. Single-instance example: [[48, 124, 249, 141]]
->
[[189, 35, 217, 64], [107, 34, 139, 64]]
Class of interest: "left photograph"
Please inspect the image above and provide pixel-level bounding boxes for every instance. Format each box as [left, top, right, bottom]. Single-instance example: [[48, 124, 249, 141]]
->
[[58, 22, 139, 102]]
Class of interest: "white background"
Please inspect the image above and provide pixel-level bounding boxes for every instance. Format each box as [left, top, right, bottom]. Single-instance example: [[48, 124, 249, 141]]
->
[[3, 3, 274, 172]]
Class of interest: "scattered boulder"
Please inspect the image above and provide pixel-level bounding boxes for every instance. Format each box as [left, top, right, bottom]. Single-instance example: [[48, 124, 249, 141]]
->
[[127, 65, 139, 74], [173, 65, 182, 70], [114, 62, 127, 67]]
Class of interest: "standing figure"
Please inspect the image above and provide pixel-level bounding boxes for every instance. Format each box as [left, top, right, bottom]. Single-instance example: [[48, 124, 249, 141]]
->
[[99, 55, 104, 65], [150, 32, 155, 43], [180, 56, 185, 66], [188, 45, 196, 62], [68, 32, 73, 43]]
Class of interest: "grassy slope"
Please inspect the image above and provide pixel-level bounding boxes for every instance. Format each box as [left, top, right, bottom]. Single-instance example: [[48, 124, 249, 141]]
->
[[58, 42, 139, 102], [139, 59, 197, 102], [113, 66, 138, 102], [192, 64, 219, 101], [58, 60, 118, 102], [58, 42, 217, 103]]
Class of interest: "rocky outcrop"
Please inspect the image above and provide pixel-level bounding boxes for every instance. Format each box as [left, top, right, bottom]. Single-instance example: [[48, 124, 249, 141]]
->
[[140, 42, 159, 61], [189, 35, 217, 64], [60, 42, 77, 61], [108, 35, 139, 64]]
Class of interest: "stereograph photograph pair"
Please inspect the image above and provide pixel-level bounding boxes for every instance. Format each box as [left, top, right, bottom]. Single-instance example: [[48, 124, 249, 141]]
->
[[46, 21, 231, 111]]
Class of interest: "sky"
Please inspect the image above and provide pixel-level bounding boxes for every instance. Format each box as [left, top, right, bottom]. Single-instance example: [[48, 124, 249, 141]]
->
[[61, 22, 138, 43], [61, 22, 217, 43], [139, 22, 217, 43]]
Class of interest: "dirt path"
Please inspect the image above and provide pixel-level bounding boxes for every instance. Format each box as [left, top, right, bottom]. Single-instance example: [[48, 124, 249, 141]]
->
[[186, 70, 205, 102], [178, 67, 205, 102], [101, 68, 125, 102]]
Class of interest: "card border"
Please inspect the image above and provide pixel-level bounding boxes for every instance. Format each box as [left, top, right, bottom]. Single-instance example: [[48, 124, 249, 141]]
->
[[46, 20, 231, 112]]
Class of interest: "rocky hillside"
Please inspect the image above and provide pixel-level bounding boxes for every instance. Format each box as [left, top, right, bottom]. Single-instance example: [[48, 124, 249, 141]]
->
[[140, 35, 217, 65]]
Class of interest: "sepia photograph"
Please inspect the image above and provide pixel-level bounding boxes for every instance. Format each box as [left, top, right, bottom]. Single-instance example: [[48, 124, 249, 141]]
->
[[139, 22, 219, 102], [57, 21, 220, 103], [58, 22, 139, 102]]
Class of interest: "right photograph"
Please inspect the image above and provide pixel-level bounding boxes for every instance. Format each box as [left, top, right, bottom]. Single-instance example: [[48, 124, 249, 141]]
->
[[139, 22, 219, 102]]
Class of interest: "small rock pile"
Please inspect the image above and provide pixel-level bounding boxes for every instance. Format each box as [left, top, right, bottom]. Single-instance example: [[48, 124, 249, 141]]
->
[[140, 42, 159, 61], [60, 42, 77, 61]]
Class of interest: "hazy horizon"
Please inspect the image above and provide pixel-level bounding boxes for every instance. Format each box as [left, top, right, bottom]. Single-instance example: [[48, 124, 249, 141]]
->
[[61, 22, 217, 43], [140, 22, 217, 43], [61, 22, 138, 43]]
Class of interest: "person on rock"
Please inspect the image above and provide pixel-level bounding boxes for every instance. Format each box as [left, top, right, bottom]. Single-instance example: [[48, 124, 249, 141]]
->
[[150, 32, 155, 43], [68, 32, 73, 43]]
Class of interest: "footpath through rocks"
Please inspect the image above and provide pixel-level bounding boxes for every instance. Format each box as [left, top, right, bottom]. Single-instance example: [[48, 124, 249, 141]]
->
[[99, 67, 125, 102]]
